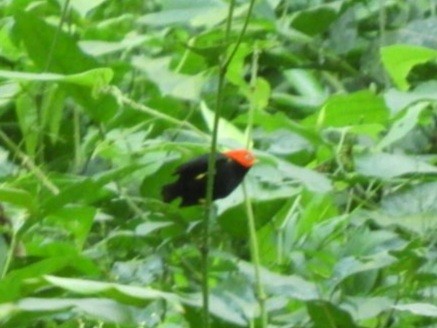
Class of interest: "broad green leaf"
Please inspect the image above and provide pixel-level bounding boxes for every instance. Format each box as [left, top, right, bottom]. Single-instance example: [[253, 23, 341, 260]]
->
[[307, 300, 358, 328], [41, 178, 110, 215], [291, 2, 341, 36], [355, 153, 437, 178], [377, 102, 428, 150], [45, 206, 96, 248], [135, 221, 174, 237], [64, 68, 113, 89], [277, 160, 332, 193], [0, 303, 16, 321], [200, 101, 247, 146], [14, 11, 95, 73], [237, 110, 322, 145], [296, 191, 338, 237], [332, 253, 397, 283], [342, 296, 394, 320], [14, 11, 116, 121], [226, 43, 252, 87], [219, 197, 289, 238], [381, 181, 437, 216], [0, 82, 19, 108], [284, 69, 327, 98], [40, 85, 65, 144], [393, 303, 437, 317], [1, 256, 98, 302], [381, 44, 437, 90], [0, 187, 36, 212], [366, 181, 437, 235], [138, 0, 228, 28], [387, 17, 437, 49], [384, 81, 437, 114], [246, 77, 271, 111], [79, 35, 149, 56], [238, 261, 318, 301], [0, 68, 113, 89], [15, 93, 38, 159], [182, 292, 248, 326], [18, 297, 133, 324], [69, 0, 108, 17], [132, 56, 204, 101], [305, 90, 389, 128], [44, 276, 179, 304]]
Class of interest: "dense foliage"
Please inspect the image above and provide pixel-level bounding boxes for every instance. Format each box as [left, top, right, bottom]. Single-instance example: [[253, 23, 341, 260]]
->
[[0, 0, 436, 327]]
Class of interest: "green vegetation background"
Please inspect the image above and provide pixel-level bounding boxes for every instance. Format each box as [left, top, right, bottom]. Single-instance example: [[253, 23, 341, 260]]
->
[[0, 0, 436, 327]]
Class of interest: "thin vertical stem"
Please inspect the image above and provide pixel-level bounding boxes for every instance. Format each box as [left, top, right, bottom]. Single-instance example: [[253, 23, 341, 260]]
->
[[202, 0, 256, 326], [244, 45, 267, 327], [73, 107, 82, 173], [0, 130, 59, 195], [379, 0, 389, 87], [44, 0, 71, 72], [243, 183, 268, 327], [202, 1, 236, 326]]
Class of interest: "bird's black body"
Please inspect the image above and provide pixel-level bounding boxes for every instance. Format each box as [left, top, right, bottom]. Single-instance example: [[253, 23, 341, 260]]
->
[[162, 153, 250, 207]]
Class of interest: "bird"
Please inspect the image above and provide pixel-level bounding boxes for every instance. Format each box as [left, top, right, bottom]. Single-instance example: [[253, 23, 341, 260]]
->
[[162, 149, 255, 207]]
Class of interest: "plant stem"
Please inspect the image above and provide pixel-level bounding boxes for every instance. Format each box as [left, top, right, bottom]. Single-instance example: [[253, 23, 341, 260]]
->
[[102, 86, 208, 139], [244, 44, 268, 327], [0, 130, 59, 195], [202, 1, 256, 326], [243, 183, 267, 327]]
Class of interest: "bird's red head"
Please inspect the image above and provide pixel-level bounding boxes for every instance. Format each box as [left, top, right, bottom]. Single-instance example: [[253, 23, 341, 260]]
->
[[223, 149, 255, 169]]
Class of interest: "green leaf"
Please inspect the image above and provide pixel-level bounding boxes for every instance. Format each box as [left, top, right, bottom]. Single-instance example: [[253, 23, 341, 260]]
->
[[238, 261, 318, 301], [138, 0, 228, 28], [381, 44, 437, 90], [0, 68, 113, 89], [393, 303, 437, 317], [45, 206, 96, 248], [0, 187, 36, 212], [277, 160, 332, 193], [44, 275, 179, 305], [305, 90, 389, 128], [368, 181, 437, 235], [14, 11, 117, 121], [342, 296, 394, 321], [226, 43, 252, 88], [200, 101, 247, 146], [355, 153, 437, 178], [14, 11, 95, 73], [0, 256, 98, 302], [0, 82, 19, 108], [135, 221, 174, 237], [246, 77, 271, 111], [332, 253, 397, 283], [291, 3, 341, 36], [69, 0, 108, 17], [219, 198, 288, 238], [79, 35, 149, 56], [15, 93, 38, 159], [182, 292, 248, 326], [384, 81, 437, 114], [40, 85, 65, 144], [17, 297, 133, 324], [132, 56, 205, 101], [296, 191, 338, 237], [377, 102, 428, 150], [41, 178, 110, 215], [307, 300, 358, 328]]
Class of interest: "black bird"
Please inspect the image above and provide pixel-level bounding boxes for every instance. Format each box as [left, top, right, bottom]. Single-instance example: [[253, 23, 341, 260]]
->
[[162, 149, 255, 207]]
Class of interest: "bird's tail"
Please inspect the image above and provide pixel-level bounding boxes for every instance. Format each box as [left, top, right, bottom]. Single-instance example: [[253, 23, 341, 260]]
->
[[162, 183, 178, 203]]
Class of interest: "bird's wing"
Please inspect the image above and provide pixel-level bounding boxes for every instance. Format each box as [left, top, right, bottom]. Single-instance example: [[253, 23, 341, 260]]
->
[[175, 153, 226, 178]]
